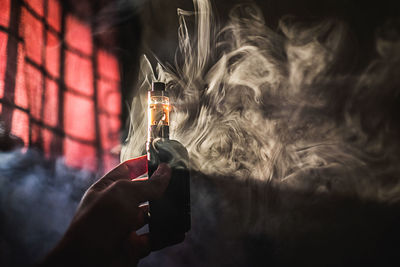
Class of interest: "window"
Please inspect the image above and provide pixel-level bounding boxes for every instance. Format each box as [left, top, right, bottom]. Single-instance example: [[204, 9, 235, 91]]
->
[[0, 0, 121, 173]]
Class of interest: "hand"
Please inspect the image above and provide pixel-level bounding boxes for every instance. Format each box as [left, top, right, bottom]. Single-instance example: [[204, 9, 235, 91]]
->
[[40, 156, 171, 267]]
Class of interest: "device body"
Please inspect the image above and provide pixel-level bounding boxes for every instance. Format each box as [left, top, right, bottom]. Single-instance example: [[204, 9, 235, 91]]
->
[[147, 82, 191, 249]]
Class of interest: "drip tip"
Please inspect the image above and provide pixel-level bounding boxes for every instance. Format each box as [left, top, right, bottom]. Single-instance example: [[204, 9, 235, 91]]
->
[[152, 82, 166, 91]]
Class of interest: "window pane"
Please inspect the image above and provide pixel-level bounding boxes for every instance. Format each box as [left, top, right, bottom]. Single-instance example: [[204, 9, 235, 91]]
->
[[45, 31, 60, 78], [42, 128, 53, 158], [64, 137, 97, 172], [97, 79, 121, 115], [30, 121, 41, 145], [65, 51, 93, 96], [47, 0, 61, 32], [64, 91, 95, 141], [20, 8, 43, 65], [99, 113, 120, 151], [25, 64, 43, 120], [65, 15, 92, 56], [11, 109, 29, 146], [25, 0, 44, 17], [0, 0, 10, 27], [43, 78, 58, 127], [14, 44, 28, 109], [97, 50, 120, 81], [0, 32, 7, 99]]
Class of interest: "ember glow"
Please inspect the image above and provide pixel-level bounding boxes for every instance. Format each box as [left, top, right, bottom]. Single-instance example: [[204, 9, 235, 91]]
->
[[122, 0, 400, 202]]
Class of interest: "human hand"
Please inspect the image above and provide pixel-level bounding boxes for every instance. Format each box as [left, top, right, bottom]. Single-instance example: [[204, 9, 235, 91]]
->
[[40, 156, 171, 267]]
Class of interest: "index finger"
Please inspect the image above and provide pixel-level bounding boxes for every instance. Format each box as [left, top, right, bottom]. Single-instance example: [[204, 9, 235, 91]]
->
[[92, 155, 148, 191], [110, 163, 172, 203]]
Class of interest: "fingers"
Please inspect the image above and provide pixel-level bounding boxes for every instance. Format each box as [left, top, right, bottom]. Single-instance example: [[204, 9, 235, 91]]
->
[[116, 163, 172, 203], [91, 156, 148, 191]]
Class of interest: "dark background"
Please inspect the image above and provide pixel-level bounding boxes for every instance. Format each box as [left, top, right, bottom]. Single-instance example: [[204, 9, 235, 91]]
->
[[1, 0, 400, 266]]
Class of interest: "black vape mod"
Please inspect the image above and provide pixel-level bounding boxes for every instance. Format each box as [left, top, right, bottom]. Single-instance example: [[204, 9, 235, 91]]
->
[[147, 82, 190, 249]]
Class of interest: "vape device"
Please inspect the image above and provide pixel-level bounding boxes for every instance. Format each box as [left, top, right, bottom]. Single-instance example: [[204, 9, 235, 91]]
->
[[147, 82, 191, 249]]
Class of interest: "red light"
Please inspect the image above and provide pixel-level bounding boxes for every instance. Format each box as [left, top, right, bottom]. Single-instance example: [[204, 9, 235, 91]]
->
[[64, 91, 95, 141], [43, 78, 58, 127], [64, 137, 97, 172], [125, 155, 148, 179], [0, 0, 10, 27], [97, 79, 121, 115], [0, 32, 7, 103], [97, 50, 120, 81], [25, 64, 43, 120], [65, 15, 92, 56], [65, 51, 93, 96], [26, 0, 44, 17], [14, 44, 28, 109], [47, 0, 61, 32], [99, 113, 120, 150], [11, 109, 29, 146], [42, 128, 53, 158], [45, 31, 60, 78], [20, 8, 43, 65]]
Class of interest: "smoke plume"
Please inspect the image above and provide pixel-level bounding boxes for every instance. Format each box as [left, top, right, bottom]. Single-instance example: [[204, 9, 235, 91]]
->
[[121, 0, 400, 266], [122, 0, 400, 201]]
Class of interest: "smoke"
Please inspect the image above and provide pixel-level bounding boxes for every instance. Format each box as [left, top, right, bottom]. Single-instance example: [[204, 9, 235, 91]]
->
[[122, 0, 400, 201], [120, 0, 400, 265], [0, 149, 95, 266]]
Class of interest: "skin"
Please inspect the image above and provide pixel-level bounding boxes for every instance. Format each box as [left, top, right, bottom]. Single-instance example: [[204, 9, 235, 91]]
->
[[39, 156, 174, 267]]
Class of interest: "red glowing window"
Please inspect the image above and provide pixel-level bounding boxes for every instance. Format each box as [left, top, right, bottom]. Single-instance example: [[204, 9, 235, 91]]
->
[[64, 91, 95, 141], [65, 15, 92, 56], [0, 32, 7, 100], [25, 0, 44, 17], [65, 51, 94, 96], [42, 128, 54, 158], [14, 44, 28, 109], [20, 7, 43, 65], [43, 78, 58, 127], [97, 50, 120, 81], [11, 109, 29, 146], [97, 79, 121, 115], [47, 0, 61, 32], [45, 31, 60, 78], [99, 113, 120, 151], [64, 137, 97, 172], [0, 1, 122, 173], [0, 0, 10, 27], [25, 63, 43, 120]]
